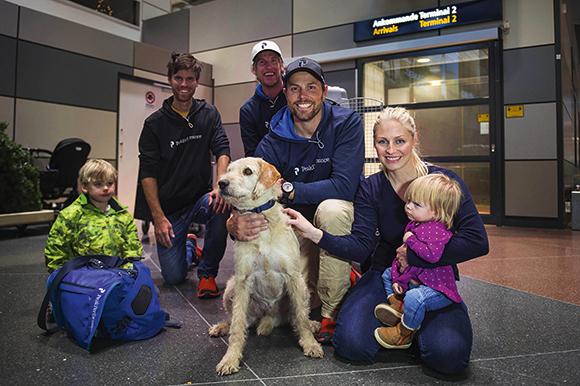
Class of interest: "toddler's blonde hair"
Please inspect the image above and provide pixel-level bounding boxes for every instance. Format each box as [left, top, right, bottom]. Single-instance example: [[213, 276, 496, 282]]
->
[[405, 173, 462, 229]]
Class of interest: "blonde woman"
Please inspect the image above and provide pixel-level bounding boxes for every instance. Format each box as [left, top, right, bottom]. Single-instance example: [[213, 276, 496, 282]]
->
[[285, 107, 488, 374]]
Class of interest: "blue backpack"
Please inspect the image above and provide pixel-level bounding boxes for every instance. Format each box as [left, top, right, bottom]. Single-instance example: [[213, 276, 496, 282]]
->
[[37, 255, 179, 351]]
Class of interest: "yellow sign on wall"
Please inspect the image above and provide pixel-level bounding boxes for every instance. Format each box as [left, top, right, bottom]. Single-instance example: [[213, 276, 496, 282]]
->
[[477, 113, 489, 123], [506, 105, 524, 118]]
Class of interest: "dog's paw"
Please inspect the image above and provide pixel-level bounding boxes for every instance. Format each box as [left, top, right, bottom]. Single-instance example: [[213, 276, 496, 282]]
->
[[309, 320, 321, 333], [302, 341, 324, 358], [216, 356, 240, 376], [208, 321, 229, 337], [256, 316, 273, 336]]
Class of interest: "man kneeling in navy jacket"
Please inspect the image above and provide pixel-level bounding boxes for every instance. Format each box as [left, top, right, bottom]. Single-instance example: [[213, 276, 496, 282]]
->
[[227, 57, 364, 343]]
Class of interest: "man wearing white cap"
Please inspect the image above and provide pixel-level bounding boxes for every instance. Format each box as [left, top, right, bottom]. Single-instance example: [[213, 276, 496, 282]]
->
[[239, 40, 286, 157]]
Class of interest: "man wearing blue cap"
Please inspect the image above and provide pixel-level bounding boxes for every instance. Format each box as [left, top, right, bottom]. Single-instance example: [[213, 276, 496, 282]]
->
[[228, 57, 364, 343], [239, 41, 286, 157]]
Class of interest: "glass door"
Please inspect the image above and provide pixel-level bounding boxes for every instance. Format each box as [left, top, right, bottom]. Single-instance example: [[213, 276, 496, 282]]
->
[[360, 42, 500, 223]]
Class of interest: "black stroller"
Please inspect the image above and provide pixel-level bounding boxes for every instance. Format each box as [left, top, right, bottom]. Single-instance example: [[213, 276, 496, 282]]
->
[[29, 138, 91, 210]]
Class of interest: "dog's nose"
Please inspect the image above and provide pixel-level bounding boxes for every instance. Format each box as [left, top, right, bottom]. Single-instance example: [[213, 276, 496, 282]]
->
[[218, 179, 229, 190]]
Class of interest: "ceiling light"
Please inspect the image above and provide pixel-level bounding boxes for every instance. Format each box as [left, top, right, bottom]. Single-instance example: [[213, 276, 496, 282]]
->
[[417, 57, 431, 64]]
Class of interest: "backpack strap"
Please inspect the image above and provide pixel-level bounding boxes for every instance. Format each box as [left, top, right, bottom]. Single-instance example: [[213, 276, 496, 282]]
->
[[37, 255, 126, 331]]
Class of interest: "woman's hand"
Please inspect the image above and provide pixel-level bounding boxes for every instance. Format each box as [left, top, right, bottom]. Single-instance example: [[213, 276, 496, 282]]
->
[[226, 210, 268, 241], [396, 244, 409, 272], [284, 208, 323, 243]]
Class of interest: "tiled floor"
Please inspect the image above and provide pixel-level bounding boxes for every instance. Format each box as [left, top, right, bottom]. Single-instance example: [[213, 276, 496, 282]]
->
[[1, 224, 579, 385]]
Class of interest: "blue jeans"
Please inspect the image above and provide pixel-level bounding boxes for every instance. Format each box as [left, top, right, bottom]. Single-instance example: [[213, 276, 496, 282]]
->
[[381, 268, 453, 330], [333, 269, 472, 375], [156, 193, 229, 285]]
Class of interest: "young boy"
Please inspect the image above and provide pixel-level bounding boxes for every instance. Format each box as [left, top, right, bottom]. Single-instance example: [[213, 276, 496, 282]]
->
[[44, 159, 143, 272]]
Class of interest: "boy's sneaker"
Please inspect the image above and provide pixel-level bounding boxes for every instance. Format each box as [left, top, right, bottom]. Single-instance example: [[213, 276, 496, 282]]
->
[[197, 276, 220, 299], [315, 317, 336, 344]]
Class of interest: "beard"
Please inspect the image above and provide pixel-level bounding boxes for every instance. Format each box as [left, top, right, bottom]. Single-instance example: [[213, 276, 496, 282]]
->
[[290, 101, 323, 122]]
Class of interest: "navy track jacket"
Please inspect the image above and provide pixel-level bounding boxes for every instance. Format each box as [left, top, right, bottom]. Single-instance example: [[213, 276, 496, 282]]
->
[[255, 101, 364, 218]]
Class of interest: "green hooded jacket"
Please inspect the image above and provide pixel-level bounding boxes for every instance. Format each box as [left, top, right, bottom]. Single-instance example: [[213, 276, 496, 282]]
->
[[44, 194, 143, 272]]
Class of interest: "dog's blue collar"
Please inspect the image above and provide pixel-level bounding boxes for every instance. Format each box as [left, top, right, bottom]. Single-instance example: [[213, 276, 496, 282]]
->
[[237, 199, 277, 214]]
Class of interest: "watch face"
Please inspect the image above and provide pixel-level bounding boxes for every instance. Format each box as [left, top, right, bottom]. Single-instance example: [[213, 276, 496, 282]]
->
[[282, 181, 293, 193]]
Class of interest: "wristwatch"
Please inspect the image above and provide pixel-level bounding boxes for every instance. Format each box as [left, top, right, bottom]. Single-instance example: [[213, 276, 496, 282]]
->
[[281, 181, 294, 204]]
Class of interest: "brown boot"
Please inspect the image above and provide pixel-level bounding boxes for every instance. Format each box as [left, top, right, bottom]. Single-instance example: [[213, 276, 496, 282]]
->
[[374, 295, 404, 326], [374, 321, 415, 349]]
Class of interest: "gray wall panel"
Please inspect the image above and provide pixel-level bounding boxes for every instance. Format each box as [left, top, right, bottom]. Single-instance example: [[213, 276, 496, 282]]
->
[[15, 98, 117, 160], [0, 35, 16, 96], [505, 160, 558, 218], [142, 9, 189, 53], [0, 96, 15, 139], [293, 25, 356, 57], [503, 45, 556, 104], [293, 0, 435, 34], [325, 69, 356, 100], [322, 60, 356, 72], [133, 43, 213, 87], [17, 41, 132, 111], [214, 82, 256, 124], [504, 103, 557, 160], [0, 0, 18, 37], [19, 7, 133, 66], [134, 42, 171, 77], [188, 0, 292, 53], [224, 123, 243, 161]]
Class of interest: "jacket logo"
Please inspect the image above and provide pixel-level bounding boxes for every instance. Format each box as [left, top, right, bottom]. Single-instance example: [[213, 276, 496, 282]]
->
[[294, 167, 299, 176], [170, 134, 202, 149]]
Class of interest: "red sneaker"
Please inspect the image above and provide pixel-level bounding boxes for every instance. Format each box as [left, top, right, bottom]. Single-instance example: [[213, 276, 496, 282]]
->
[[315, 317, 336, 344], [197, 276, 220, 299]]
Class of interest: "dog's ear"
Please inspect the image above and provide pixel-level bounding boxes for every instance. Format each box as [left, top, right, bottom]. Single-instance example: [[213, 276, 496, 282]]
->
[[251, 160, 281, 200], [259, 161, 281, 188]]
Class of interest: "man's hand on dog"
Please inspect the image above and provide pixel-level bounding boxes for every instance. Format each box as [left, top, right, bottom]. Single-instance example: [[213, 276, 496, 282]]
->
[[209, 187, 230, 214], [284, 208, 323, 243], [227, 210, 269, 241]]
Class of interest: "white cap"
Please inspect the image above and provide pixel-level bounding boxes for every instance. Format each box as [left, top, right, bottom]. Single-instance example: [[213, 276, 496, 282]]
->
[[251, 41, 282, 63]]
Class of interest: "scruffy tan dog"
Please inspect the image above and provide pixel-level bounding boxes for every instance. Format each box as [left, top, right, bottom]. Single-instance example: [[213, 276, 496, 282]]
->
[[208, 157, 323, 376]]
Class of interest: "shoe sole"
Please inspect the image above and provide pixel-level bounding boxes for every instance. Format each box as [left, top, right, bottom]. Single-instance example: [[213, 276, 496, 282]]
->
[[374, 328, 412, 349], [374, 304, 402, 326]]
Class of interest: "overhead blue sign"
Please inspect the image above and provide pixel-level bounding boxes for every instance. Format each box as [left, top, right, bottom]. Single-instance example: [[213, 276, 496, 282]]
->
[[354, 0, 502, 42]]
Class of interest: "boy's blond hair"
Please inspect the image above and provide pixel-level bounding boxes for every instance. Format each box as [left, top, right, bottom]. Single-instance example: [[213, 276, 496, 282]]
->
[[78, 159, 118, 186], [405, 173, 462, 229]]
